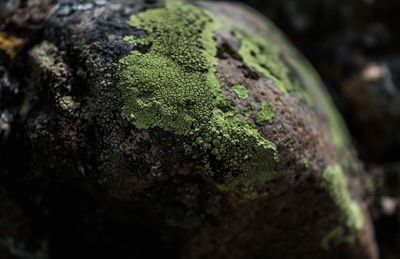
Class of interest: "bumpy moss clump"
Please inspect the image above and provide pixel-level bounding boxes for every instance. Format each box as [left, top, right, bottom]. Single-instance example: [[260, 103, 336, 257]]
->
[[299, 158, 309, 169], [256, 102, 275, 124], [118, 0, 278, 187], [232, 84, 249, 100], [321, 165, 364, 230]]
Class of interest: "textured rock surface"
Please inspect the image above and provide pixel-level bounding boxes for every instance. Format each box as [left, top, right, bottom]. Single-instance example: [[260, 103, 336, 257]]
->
[[0, 0, 380, 258], [0, 188, 48, 259]]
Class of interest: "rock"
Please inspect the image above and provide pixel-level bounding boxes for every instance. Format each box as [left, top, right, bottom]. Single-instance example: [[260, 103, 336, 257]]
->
[[342, 60, 400, 161], [1, 0, 378, 258], [0, 0, 20, 21], [0, 56, 21, 143], [0, 187, 48, 259], [369, 163, 400, 259]]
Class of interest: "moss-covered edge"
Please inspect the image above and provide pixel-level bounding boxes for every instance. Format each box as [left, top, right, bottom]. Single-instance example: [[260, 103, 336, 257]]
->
[[321, 165, 364, 249]]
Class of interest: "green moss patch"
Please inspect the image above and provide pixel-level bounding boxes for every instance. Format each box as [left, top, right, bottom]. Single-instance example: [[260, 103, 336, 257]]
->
[[321, 227, 355, 250], [321, 165, 364, 230], [232, 84, 249, 100], [299, 158, 309, 169], [118, 0, 278, 189], [256, 102, 275, 124]]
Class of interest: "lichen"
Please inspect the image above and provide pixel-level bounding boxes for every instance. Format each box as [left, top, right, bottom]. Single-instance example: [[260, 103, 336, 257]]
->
[[232, 84, 249, 100], [59, 96, 80, 112], [235, 30, 292, 94], [321, 226, 355, 250], [321, 165, 364, 230], [299, 158, 309, 169], [118, 0, 278, 188], [0, 32, 23, 59], [220, 24, 311, 107], [29, 42, 62, 76], [256, 102, 275, 124], [219, 11, 350, 153], [256, 23, 350, 153]]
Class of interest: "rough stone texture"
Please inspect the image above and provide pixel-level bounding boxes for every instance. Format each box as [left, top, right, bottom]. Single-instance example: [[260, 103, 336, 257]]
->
[[0, 187, 48, 259], [0, 0, 380, 258]]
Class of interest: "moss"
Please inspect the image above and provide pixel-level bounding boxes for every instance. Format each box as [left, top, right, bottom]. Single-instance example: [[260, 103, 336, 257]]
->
[[236, 31, 290, 94], [232, 84, 249, 100], [118, 0, 278, 189], [321, 165, 364, 230], [299, 158, 309, 169], [256, 102, 275, 124], [321, 227, 355, 250], [225, 26, 311, 106]]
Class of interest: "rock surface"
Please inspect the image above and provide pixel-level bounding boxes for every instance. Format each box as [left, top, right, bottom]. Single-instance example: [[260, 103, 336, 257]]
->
[[0, 0, 379, 258]]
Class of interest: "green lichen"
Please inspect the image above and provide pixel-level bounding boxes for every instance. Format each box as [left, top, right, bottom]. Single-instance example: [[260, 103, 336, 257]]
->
[[299, 158, 309, 169], [219, 10, 350, 153], [321, 165, 364, 230], [241, 105, 253, 117], [321, 227, 355, 250], [118, 0, 278, 188], [236, 31, 291, 94], [256, 102, 275, 124], [232, 84, 249, 100], [228, 27, 311, 106]]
